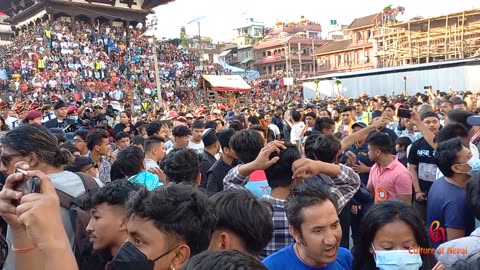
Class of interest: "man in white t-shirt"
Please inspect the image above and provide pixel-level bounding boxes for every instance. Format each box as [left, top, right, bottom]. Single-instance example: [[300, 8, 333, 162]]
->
[[188, 120, 205, 153], [265, 114, 281, 140], [290, 110, 305, 147]]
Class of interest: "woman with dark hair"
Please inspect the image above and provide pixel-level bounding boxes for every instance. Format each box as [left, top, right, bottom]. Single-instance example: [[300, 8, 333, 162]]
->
[[352, 200, 437, 270], [113, 111, 136, 137]]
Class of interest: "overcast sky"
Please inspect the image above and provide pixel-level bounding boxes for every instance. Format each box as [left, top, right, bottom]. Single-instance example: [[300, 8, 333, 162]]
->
[[151, 0, 479, 42]]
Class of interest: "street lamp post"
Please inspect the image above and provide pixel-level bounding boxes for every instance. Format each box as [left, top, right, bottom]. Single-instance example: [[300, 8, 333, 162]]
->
[[403, 76, 408, 96]]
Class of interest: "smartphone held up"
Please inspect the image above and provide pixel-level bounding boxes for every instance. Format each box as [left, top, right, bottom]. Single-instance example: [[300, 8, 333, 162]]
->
[[397, 108, 412, 119], [13, 168, 41, 205]]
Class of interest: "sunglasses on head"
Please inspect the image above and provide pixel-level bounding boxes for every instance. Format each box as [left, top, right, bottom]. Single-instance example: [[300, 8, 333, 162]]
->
[[0, 152, 24, 167]]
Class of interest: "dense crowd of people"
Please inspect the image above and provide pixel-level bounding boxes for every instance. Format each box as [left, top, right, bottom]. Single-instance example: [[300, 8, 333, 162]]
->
[[0, 16, 478, 270]]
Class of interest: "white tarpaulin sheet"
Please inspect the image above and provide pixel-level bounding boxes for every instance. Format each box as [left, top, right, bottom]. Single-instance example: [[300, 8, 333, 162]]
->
[[201, 75, 251, 92]]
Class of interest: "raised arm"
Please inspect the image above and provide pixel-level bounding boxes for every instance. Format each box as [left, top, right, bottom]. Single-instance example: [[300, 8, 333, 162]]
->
[[341, 117, 388, 152], [292, 159, 361, 212]]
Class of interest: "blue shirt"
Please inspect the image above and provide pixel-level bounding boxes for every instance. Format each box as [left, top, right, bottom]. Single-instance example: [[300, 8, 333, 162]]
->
[[262, 245, 352, 270], [341, 142, 373, 185], [426, 177, 475, 248]]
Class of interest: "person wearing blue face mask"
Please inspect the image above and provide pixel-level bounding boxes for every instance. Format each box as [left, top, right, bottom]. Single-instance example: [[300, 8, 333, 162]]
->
[[427, 137, 476, 248], [352, 200, 437, 270]]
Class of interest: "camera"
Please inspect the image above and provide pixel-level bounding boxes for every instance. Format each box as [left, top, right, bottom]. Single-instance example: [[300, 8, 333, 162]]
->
[[64, 123, 80, 133], [106, 105, 119, 119]]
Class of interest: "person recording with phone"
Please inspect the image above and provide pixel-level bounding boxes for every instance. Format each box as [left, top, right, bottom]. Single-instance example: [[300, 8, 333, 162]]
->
[[0, 166, 79, 270], [0, 124, 101, 270]]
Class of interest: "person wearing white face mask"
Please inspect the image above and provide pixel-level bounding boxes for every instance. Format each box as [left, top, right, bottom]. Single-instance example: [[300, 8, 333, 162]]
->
[[66, 105, 79, 122], [352, 200, 437, 270], [426, 138, 477, 249]]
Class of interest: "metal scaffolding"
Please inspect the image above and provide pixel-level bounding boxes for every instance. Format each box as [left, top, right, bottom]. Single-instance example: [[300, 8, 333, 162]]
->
[[374, 9, 480, 68]]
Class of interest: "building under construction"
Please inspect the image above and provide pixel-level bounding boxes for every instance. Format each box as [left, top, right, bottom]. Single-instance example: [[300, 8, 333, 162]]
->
[[373, 9, 480, 68]]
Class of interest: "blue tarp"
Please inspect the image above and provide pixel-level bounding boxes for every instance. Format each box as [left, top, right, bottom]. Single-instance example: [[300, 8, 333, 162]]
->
[[218, 59, 260, 82]]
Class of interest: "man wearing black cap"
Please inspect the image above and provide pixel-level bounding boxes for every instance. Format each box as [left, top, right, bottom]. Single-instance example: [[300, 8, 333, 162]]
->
[[199, 128, 220, 188], [370, 110, 398, 153], [342, 121, 375, 246], [206, 129, 238, 195], [44, 100, 74, 129]]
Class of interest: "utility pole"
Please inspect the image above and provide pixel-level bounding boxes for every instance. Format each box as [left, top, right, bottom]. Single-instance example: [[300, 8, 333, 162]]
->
[[147, 15, 162, 108], [312, 39, 316, 76], [285, 42, 289, 77], [298, 42, 302, 73], [188, 16, 206, 48]]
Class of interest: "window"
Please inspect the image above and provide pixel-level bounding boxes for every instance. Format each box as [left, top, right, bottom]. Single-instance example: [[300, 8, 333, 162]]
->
[[338, 54, 343, 65], [356, 32, 362, 43]]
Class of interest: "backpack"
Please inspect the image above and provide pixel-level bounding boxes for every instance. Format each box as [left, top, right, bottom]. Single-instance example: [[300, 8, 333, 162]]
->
[[0, 233, 7, 269], [56, 172, 105, 270]]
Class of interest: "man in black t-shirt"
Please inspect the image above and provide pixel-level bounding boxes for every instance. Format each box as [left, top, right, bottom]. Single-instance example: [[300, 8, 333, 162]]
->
[[408, 111, 441, 223]]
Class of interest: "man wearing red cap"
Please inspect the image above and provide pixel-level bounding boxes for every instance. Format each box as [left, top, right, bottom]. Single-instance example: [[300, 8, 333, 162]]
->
[[66, 105, 79, 122], [22, 110, 43, 125]]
